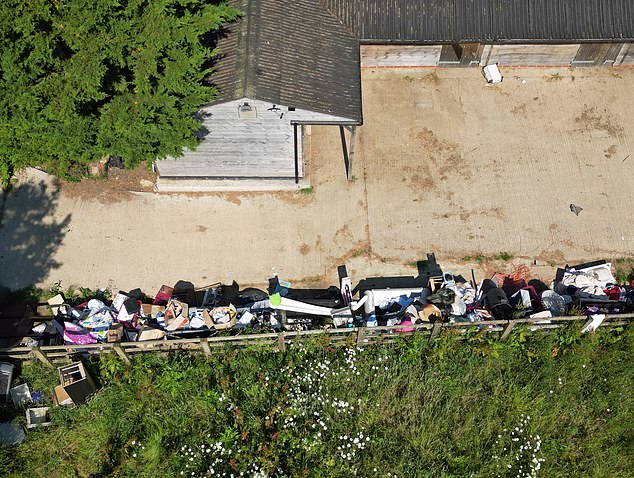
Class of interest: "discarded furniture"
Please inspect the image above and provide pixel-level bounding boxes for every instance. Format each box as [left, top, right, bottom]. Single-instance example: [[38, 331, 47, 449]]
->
[[52, 384, 73, 406], [58, 362, 96, 405], [26, 407, 52, 428]]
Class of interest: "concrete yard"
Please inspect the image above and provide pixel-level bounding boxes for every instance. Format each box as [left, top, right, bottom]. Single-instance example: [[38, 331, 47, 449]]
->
[[1, 67, 634, 292]]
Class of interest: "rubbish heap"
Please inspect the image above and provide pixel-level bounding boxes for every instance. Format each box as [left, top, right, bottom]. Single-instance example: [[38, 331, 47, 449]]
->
[[0, 360, 97, 445], [17, 256, 634, 347]]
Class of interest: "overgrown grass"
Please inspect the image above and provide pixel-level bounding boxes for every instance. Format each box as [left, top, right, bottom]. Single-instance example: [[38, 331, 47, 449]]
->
[[461, 251, 514, 262], [1, 326, 633, 477], [613, 257, 634, 284], [8, 283, 112, 308]]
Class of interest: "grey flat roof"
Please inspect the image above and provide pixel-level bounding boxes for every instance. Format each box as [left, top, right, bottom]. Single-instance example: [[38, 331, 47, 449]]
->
[[323, 0, 634, 43]]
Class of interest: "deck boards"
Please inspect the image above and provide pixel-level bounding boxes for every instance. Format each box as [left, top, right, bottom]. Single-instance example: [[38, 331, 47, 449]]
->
[[155, 100, 303, 178]]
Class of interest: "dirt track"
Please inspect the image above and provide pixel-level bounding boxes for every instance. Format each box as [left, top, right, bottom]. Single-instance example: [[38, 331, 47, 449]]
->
[[1, 67, 633, 292]]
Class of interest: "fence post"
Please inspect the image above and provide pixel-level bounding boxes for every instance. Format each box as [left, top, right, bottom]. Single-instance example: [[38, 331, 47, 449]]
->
[[501, 320, 517, 341], [277, 333, 286, 352], [199, 338, 212, 357], [356, 327, 365, 347], [112, 343, 131, 365], [429, 322, 442, 343], [31, 347, 54, 368]]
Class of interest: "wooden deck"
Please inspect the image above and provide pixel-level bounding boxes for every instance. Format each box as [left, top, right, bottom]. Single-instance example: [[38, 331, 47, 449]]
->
[[155, 100, 303, 178]]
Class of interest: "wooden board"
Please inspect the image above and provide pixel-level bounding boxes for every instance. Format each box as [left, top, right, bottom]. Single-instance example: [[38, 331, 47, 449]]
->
[[361, 45, 441, 67], [155, 100, 315, 178], [485, 44, 580, 66], [619, 44, 634, 65]]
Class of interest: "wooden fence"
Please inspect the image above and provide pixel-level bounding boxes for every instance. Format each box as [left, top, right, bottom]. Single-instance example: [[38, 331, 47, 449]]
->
[[0, 313, 631, 368]]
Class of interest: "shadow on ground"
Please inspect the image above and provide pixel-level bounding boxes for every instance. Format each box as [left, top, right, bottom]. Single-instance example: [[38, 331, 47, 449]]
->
[[0, 180, 71, 289]]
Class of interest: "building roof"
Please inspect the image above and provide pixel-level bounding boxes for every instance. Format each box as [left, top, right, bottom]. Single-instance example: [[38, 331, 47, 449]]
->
[[322, 0, 634, 43], [210, 0, 362, 123], [210, 0, 634, 126]]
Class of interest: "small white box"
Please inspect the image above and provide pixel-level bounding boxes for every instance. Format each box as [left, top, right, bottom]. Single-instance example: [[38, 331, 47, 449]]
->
[[482, 64, 503, 83], [26, 407, 52, 428]]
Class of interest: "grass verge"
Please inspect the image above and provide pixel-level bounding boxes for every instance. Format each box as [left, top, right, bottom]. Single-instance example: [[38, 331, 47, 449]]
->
[[1, 325, 633, 477]]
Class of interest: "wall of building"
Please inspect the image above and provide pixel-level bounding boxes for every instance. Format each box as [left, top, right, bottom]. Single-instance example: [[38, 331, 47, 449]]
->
[[481, 44, 580, 66], [360, 45, 441, 67], [361, 43, 634, 68], [617, 43, 634, 65]]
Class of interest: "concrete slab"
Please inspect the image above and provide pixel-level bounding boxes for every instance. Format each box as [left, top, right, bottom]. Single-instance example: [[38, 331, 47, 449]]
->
[[1, 67, 634, 293], [358, 67, 634, 264], [154, 178, 309, 192]]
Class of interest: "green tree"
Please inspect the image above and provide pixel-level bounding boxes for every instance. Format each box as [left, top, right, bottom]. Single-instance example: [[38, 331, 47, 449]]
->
[[0, 0, 238, 186]]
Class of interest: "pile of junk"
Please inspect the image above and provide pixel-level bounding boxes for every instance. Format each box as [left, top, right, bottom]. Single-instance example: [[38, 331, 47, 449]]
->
[[6, 255, 634, 348]]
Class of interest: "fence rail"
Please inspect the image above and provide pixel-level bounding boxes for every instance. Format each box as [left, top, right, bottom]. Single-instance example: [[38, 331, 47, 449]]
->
[[1, 314, 631, 367]]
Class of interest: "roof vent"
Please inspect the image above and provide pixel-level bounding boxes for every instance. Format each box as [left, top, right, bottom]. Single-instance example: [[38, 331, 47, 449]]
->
[[238, 102, 257, 119]]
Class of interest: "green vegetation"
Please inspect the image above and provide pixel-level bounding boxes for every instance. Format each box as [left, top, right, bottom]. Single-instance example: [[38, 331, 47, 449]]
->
[[299, 186, 314, 195], [613, 257, 634, 285], [2, 324, 633, 477], [0, 0, 239, 186], [7, 283, 113, 313], [461, 251, 514, 262]]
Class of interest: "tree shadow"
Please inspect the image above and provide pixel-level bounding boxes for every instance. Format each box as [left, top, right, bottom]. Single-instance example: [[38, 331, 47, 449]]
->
[[0, 179, 71, 289]]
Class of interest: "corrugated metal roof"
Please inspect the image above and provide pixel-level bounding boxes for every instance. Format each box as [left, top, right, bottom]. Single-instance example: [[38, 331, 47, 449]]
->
[[322, 0, 634, 42], [210, 0, 362, 123]]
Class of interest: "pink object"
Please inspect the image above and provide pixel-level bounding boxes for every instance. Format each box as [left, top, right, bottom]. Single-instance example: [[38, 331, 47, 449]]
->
[[63, 322, 97, 345], [399, 318, 414, 333]]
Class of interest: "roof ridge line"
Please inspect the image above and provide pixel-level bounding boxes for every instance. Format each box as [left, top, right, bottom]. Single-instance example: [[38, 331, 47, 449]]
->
[[318, 0, 360, 39]]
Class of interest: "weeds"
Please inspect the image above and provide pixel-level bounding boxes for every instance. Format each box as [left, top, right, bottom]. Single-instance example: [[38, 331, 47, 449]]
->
[[462, 252, 514, 262], [462, 252, 487, 262], [612, 257, 634, 284], [2, 327, 633, 477]]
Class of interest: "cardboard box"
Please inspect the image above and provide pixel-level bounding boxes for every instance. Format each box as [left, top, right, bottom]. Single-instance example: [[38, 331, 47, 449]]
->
[[52, 384, 73, 406], [47, 294, 65, 316], [165, 300, 188, 331], [107, 323, 123, 343], [151, 305, 166, 316], [58, 362, 97, 405], [141, 304, 165, 317], [137, 327, 166, 341]]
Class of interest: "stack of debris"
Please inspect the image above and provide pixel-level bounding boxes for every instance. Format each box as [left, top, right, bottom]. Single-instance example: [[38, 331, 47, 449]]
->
[[12, 257, 634, 347], [0, 360, 97, 445]]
